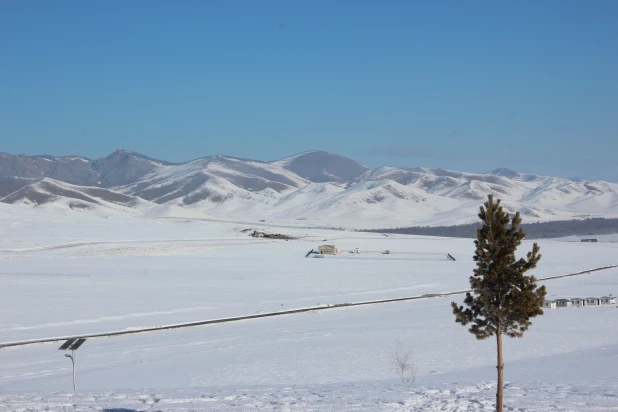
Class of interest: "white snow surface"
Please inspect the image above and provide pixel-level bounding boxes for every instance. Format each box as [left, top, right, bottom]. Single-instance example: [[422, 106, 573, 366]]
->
[[1, 204, 618, 411], [3, 381, 618, 411]]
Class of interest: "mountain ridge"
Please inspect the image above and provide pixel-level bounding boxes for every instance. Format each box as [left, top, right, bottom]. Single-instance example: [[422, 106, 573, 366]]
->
[[1, 149, 617, 228]]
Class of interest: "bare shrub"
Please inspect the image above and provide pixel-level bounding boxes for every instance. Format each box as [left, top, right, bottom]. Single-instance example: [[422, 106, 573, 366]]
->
[[392, 340, 417, 384]]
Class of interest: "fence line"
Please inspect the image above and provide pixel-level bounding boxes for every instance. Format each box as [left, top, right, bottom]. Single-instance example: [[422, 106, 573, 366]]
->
[[1, 265, 616, 350]]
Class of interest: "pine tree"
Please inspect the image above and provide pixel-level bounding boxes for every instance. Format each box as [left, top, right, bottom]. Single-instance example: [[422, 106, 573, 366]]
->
[[451, 195, 546, 412]]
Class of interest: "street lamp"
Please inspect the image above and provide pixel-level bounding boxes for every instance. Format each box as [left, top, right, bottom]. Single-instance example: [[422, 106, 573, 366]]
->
[[58, 338, 87, 391]]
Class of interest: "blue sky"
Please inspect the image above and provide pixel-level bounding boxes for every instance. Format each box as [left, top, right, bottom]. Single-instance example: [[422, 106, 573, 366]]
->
[[1, 1, 617, 181]]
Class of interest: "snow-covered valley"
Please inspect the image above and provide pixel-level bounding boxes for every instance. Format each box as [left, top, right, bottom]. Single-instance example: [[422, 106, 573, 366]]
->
[[1, 203, 617, 410]]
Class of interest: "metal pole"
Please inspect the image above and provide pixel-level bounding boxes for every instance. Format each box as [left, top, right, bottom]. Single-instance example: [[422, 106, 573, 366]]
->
[[59, 338, 85, 392], [72, 350, 76, 391]]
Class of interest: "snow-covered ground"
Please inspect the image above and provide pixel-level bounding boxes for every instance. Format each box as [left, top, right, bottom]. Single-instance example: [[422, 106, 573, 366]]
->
[[1, 203, 617, 411], [3, 380, 618, 411]]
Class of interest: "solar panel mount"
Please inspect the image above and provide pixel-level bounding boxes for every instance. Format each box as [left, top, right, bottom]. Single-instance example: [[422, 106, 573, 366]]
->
[[58, 338, 77, 350], [69, 338, 86, 351], [58, 338, 86, 351]]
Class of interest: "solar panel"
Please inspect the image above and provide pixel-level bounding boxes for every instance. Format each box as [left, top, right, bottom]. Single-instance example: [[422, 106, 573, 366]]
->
[[58, 339, 77, 350], [69, 338, 86, 350]]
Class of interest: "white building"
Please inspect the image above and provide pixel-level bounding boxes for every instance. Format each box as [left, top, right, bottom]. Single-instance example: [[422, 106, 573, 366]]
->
[[556, 299, 572, 308], [599, 296, 616, 305], [543, 300, 557, 309], [585, 297, 600, 306], [571, 298, 585, 307]]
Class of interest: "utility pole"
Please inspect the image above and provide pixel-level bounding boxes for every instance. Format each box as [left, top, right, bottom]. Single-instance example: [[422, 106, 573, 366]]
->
[[58, 338, 86, 391]]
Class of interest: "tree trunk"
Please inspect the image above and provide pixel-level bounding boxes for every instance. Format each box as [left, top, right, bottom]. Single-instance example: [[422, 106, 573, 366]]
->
[[496, 326, 504, 412]]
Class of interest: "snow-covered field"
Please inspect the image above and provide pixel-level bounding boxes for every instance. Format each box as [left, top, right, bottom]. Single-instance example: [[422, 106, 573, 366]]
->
[[1, 203, 617, 411], [3, 381, 618, 411]]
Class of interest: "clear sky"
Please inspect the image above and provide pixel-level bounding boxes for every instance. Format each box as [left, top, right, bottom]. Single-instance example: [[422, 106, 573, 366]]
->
[[1, 1, 617, 181]]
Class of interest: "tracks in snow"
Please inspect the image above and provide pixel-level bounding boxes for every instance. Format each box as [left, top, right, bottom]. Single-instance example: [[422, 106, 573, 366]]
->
[[1, 265, 616, 349], [0, 238, 273, 253]]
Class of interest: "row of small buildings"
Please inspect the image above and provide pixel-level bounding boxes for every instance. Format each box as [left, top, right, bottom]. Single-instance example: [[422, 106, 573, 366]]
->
[[544, 296, 616, 309]]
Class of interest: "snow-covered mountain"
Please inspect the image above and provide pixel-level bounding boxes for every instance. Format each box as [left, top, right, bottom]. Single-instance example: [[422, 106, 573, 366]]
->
[[273, 151, 369, 183], [0, 150, 169, 188], [0, 176, 155, 216], [116, 154, 311, 220], [1, 150, 617, 227]]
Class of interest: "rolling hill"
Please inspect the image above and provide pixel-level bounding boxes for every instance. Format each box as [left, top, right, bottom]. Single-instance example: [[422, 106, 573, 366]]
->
[[1, 150, 617, 227]]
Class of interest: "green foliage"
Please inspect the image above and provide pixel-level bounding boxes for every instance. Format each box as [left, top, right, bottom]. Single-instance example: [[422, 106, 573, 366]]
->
[[451, 195, 546, 340]]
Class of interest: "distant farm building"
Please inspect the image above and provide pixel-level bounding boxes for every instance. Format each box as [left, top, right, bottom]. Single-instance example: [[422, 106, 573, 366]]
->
[[571, 298, 585, 307], [251, 230, 294, 240], [543, 296, 614, 309], [543, 300, 557, 309], [556, 299, 572, 308], [318, 245, 338, 255], [581, 239, 598, 243]]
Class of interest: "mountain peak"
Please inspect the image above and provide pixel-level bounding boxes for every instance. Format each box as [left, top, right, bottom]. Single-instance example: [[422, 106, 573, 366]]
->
[[103, 150, 178, 166], [489, 168, 520, 178], [275, 151, 369, 184], [108, 149, 148, 159]]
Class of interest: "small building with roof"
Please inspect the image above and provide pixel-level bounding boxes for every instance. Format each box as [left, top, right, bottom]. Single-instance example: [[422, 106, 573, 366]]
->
[[543, 300, 557, 309], [318, 245, 338, 255], [556, 299, 572, 308], [571, 298, 585, 307]]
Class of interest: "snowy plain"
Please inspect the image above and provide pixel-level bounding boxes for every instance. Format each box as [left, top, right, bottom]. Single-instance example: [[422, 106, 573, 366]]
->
[[1, 203, 617, 411]]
